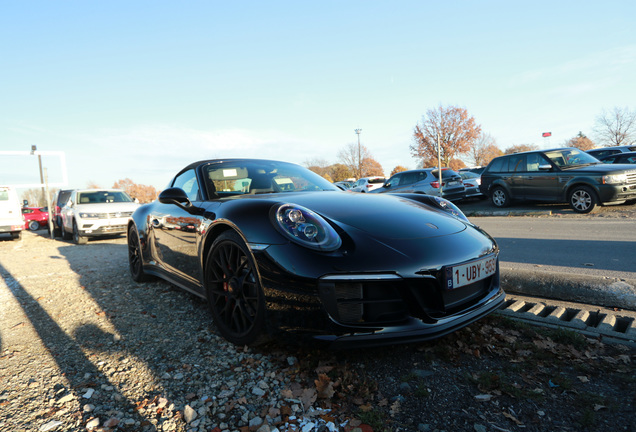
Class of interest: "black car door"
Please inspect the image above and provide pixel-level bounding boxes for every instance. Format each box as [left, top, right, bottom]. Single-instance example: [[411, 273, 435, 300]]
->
[[523, 152, 560, 201], [506, 154, 526, 199], [150, 169, 206, 290]]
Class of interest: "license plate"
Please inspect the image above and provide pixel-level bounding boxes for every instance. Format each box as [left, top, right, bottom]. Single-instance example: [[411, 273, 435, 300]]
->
[[445, 255, 497, 289], [447, 181, 459, 186]]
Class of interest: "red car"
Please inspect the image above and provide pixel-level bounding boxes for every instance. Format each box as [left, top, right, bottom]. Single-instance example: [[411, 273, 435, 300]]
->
[[22, 207, 49, 231]]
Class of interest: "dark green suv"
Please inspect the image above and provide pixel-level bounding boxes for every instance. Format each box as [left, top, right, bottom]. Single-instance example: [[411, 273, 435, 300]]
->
[[479, 147, 636, 213]]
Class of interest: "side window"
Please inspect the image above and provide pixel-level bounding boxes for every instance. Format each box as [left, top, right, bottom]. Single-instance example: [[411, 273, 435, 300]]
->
[[488, 158, 506, 173], [602, 157, 616, 164], [173, 169, 200, 201], [526, 153, 550, 172], [388, 174, 401, 187], [508, 155, 526, 172], [626, 156, 636, 163], [401, 172, 419, 185]]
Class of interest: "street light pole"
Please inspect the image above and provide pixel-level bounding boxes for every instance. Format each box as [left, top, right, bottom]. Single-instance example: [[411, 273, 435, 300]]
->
[[31, 145, 45, 206], [354, 128, 362, 179]]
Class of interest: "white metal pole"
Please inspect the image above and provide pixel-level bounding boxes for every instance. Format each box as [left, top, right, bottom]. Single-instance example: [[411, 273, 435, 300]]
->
[[437, 133, 443, 196]]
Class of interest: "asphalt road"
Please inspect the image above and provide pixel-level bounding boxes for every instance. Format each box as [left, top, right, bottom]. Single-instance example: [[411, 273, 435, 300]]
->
[[469, 216, 636, 281], [456, 198, 636, 309]]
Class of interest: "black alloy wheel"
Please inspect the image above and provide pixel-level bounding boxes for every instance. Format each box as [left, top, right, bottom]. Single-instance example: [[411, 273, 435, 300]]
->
[[205, 231, 268, 346], [569, 185, 598, 213], [128, 225, 153, 282], [73, 221, 88, 245], [491, 186, 510, 208]]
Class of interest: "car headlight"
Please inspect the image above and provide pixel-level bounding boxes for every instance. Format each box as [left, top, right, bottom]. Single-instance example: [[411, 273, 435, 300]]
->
[[273, 204, 342, 251], [431, 197, 469, 222], [79, 212, 106, 219], [603, 174, 627, 184]]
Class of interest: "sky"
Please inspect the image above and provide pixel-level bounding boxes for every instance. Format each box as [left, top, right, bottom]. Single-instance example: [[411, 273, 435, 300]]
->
[[1, 1, 635, 191]]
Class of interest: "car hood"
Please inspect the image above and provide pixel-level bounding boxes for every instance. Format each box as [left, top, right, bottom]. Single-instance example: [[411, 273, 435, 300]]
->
[[256, 191, 468, 240], [75, 202, 140, 213]]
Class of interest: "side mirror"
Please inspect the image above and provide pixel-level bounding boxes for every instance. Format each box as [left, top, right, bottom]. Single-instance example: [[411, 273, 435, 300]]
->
[[383, 182, 391, 188], [159, 187, 191, 205]]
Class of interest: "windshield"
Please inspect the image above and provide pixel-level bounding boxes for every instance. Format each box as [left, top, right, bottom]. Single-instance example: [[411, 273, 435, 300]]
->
[[77, 191, 134, 204], [204, 160, 340, 196], [544, 149, 599, 167]]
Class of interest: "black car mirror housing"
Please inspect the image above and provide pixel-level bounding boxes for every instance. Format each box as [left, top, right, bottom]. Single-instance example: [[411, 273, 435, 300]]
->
[[159, 187, 193, 209]]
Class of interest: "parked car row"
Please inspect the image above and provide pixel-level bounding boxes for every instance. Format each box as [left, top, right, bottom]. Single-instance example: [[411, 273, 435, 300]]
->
[[345, 168, 487, 202], [339, 146, 636, 213]]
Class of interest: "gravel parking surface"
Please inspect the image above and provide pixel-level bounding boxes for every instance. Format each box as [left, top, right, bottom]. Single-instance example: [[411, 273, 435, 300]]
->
[[1, 230, 634, 432]]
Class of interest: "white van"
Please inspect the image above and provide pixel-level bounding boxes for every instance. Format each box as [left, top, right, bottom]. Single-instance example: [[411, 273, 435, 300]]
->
[[0, 186, 24, 240]]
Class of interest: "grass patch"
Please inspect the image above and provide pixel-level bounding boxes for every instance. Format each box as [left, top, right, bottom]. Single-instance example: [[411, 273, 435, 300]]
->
[[538, 327, 588, 350], [414, 383, 430, 398], [358, 408, 390, 431]]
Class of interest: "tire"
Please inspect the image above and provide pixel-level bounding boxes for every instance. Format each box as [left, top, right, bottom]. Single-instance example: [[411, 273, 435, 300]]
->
[[128, 224, 154, 282], [73, 221, 88, 245], [569, 186, 598, 214], [53, 217, 63, 238], [10, 231, 22, 241], [490, 187, 510, 208], [28, 221, 40, 231], [62, 226, 72, 240], [205, 231, 269, 346]]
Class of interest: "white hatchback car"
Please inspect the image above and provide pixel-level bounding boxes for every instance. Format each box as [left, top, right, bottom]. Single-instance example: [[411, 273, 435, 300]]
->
[[350, 176, 386, 193], [61, 189, 139, 244]]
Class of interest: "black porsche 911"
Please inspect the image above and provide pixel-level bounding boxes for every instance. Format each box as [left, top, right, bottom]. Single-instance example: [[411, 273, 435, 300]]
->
[[127, 158, 504, 348]]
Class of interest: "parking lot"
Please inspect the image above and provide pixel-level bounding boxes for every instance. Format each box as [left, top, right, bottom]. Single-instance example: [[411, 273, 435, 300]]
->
[[1, 200, 635, 431]]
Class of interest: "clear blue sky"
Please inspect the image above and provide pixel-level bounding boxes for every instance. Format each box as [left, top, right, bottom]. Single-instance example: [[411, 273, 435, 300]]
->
[[1, 1, 635, 190]]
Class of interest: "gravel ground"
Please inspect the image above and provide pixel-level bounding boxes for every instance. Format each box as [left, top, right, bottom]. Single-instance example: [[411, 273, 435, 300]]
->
[[0, 229, 634, 432]]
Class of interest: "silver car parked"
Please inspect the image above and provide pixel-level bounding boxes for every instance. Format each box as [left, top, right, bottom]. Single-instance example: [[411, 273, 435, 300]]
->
[[372, 168, 465, 201]]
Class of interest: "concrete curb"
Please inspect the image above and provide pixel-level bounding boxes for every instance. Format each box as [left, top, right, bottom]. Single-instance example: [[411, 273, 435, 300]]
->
[[501, 268, 636, 311], [497, 293, 636, 346], [463, 209, 553, 217]]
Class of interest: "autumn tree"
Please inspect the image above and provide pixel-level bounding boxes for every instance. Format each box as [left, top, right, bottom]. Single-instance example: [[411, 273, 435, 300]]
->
[[565, 131, 595, 151], [112, 178, 158, 203], [20, 188, 51, 208], [449, 159, 466, 171], [305, 158, 332, 180], [411, 105, 481, 167], [593, 106, 636, 147], [503, 144, 538, 155], [361, 158, 384, 177], [469, 133, 502, 166], [337, 143, 383, 178], [328, 163, 354, 182], [390, 165, 409, 177]]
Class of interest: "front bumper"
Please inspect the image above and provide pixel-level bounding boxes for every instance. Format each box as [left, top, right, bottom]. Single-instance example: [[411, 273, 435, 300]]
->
[[597, 183, 636, 204], [254, 239, 504, 348], [77, 218, 130, 237]]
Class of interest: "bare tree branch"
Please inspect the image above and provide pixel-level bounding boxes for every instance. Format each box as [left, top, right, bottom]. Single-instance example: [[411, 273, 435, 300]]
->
[[593, 106, 636, 147]]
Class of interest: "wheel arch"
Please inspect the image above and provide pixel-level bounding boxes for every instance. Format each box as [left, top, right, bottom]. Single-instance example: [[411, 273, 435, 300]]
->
[[563, 180, 601, 202], [488, 179, 513, 197]]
